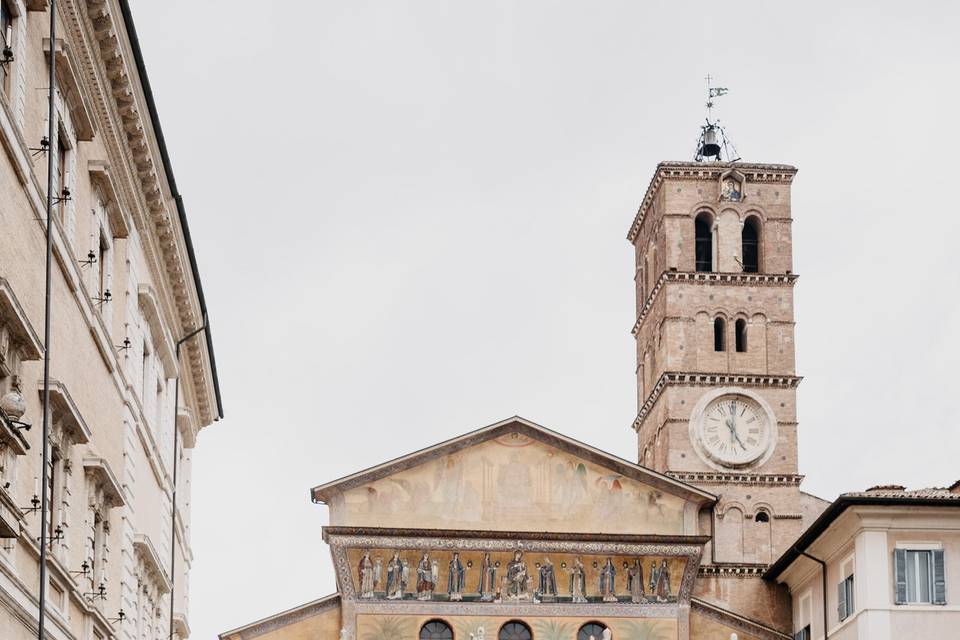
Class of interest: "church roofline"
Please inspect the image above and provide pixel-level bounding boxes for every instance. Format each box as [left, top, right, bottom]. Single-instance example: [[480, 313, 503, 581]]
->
[[309, 416, 717, 505], [626, 161, 798, 243], [218, 593, 340, 640]]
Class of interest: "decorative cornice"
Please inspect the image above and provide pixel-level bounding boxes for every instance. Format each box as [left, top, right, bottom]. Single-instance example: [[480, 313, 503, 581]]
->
[[80, 0, 215, 425], [632, 271, 798, 336], [627, 162, 797, 242], [697, 564, 767, 578], [633, 373, 802, 430], [667, 472, 804, 487]]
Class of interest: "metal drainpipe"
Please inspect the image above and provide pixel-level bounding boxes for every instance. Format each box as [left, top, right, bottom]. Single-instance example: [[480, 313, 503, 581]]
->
[[796, 548, 829, 639], [38, 2, 58, 639], [168, 318, 207, 640]]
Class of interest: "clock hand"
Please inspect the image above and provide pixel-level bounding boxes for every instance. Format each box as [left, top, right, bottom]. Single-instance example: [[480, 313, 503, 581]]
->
[[734, 432, 748, 451]]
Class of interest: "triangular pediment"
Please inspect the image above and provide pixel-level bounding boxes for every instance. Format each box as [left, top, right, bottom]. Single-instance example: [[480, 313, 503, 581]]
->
[[312, 417, 714, 536]]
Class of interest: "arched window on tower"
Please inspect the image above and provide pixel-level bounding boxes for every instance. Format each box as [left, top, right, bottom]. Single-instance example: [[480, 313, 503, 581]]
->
[[741, 216, 760, 273], [714, 317, 726, 352], [735, 318, 747, 353], [578, 622, 610, 640], [695, 213, 713, 272]]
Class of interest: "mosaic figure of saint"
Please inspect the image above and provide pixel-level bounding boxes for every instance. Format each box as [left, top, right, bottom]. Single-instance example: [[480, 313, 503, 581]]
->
[[448, 552, 466, 601], [417, 552, 435, 600], [505, 549, 529, 600], [538, 557, 558, 601], [478, 552, 497, 602], [358, 551, 375, 599], [599, 557, 617, 602], [626, 558, 644, 603], [654, 559, 671, 601], [569, 556, 587, 603], [386, 551, 405, 600], [648, 560, 659, 593]]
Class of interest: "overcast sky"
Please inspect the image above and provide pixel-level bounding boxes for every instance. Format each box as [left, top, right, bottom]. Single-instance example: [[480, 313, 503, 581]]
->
[[125, 1, 960, 636]]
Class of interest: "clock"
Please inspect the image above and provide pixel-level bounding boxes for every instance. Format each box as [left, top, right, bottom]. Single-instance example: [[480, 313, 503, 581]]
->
[[689, 389, 777, 469]]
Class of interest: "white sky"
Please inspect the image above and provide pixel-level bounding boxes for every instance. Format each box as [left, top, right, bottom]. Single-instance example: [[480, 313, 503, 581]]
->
[[126, 1, 960, 637]]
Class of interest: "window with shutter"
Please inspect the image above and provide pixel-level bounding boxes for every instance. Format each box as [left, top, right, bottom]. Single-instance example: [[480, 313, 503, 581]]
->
[[894, 548, 908, 604], [792, 626, 811, 640], [933, 549, 946, 605], [838, 574, 854, 621], [837, 579, 847, 621], [896, 548, 946, 605]]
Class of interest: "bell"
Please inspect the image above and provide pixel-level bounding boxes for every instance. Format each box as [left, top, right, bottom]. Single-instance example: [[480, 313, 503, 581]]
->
[[700, 125, 721, 158], [0, 388, 26, 420]]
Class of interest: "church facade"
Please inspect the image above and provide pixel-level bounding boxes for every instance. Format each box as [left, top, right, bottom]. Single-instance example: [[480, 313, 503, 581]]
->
[[220, 162, 958, 640]]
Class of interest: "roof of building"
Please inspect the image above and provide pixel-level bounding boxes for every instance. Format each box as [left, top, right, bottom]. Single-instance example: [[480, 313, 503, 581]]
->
[[765, 482, 960, 580], [218, 593, 340, 640], [310, 415, 718, 505], [118, 1, 223, 420]]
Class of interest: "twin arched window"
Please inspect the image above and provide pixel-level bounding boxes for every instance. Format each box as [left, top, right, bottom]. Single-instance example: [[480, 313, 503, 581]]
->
[[693, 212, 762, 273], [715, 317, 748, 352]]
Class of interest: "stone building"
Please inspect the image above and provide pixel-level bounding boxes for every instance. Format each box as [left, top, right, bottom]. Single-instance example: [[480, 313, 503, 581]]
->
[[0, 2, 221, 640], [218, 160, 957, 640]]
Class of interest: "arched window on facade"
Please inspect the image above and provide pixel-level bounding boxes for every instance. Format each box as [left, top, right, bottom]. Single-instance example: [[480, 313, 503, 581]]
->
[[578, 622, 609, 640], [755, 511, 770, 523], [421, 621, 454, 640], [498, 622, 532, 640], [741, 217, 760, 273], [714, 317, 726, 352], [695, 213, 713, 272], [735, 318, 747, 353]]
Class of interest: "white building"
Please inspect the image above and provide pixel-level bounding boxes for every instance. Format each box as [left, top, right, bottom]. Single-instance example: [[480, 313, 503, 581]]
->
[[0, 1, 222, 639]]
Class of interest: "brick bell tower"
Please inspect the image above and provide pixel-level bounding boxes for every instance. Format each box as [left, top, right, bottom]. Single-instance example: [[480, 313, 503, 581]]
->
[[628, 111, 805, 568]]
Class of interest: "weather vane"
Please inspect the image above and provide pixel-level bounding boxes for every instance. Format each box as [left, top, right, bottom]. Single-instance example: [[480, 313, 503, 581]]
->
[[694, 75, 739, 163]]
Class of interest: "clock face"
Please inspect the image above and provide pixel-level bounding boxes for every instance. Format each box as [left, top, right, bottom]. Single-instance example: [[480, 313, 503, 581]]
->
[[696, 394, 773, 467]]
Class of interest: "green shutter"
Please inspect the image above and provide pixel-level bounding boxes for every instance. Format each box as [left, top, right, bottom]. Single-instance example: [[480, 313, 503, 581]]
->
[[894, 549, 908, 605], [837, 580, 847, 621], [933, 549, 946, 605]]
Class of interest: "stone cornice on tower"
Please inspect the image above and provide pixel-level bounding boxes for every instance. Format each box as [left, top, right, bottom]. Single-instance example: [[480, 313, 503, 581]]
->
[[633, 372, 802, 431], [626, 161, 798, 243], [632, 271, 799, 336]]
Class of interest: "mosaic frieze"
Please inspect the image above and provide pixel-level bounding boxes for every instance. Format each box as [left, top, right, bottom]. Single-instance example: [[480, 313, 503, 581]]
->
[[346, 547, 685, 605]]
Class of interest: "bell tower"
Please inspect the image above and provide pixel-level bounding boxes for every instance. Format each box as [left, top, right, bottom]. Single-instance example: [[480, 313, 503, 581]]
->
[[628, 95, 805, 566]]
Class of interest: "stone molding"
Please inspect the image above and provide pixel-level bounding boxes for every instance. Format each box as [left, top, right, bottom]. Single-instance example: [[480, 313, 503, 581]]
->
[[667, 472, 804, 487], [632, 271, 798, 336], [697, 565, 767, 578], [633, 373, 803, 430], [627, 162, 797, 242], [690, 597, 791, 639]]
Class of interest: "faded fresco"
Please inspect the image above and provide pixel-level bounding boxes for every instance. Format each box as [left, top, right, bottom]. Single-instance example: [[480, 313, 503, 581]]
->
[[357, 615, 677, 640], [332, 433, 687, 534], [345, 547, 686, 604]]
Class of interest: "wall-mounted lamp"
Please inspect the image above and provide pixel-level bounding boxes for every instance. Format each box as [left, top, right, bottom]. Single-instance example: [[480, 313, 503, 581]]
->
[[93, 289, 112, 306], [70, 560, 91, 578]]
